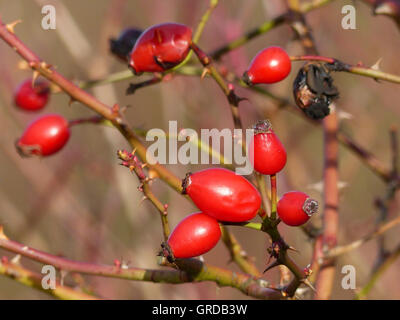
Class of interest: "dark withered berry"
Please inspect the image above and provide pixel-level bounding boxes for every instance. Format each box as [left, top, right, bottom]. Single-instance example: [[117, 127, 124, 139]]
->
[[293, 62, 339, 120], [109, 28, 143, 62]]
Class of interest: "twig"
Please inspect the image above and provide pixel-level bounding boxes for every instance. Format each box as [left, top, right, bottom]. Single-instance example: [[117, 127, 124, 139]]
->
[[191, 43, 244, 130], [118, 150, 170, 240], [0, 256, 99, 300], [326, 215, 400, 258], [0, 232, 285, 300], [270, 174, 278, 220], [255, 173, 271, 218], [210, 0, 336, 60], [220, 222, 262, 231], [220, 226, 262, 277], [291, 55, 400, 85], [286, 2, 339, 300], [355, 244, 400, 299], [68, 115, 107, 127]]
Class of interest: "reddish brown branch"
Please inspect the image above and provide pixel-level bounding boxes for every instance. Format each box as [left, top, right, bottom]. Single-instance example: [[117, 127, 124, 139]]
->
[[287, 5, 339, 300], [0, 232, 285, 300]]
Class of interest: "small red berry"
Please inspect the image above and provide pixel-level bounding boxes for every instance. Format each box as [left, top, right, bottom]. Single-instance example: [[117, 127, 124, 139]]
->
[[277, 191, 318, 226], [14, 79, 50, 111], [249, 120, 287, 175], [165, 212, 221, 259], [16, 114, 70, 157], [243, 46, 291, 85], [110, 27, 143, 62], [129, 23, 192, 74], [182, 168, 261, 222]]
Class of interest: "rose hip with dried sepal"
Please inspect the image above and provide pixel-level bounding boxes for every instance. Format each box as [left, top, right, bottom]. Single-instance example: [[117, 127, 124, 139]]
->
[[129, 23, 192, 74], [249, 120, 287, 175], [182, 168, 261, 222], [16, 114, 70, 157], [161, 212, 221, 261], [277, 191, 319, 226], [14, 79, 50, 111]]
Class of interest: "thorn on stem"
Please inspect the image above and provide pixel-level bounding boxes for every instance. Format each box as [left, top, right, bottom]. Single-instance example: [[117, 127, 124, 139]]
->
[[6, 19, 22, 33]]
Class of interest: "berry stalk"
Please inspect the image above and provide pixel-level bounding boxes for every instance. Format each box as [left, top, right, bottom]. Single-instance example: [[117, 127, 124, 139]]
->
[[270, 174, 278, 220]]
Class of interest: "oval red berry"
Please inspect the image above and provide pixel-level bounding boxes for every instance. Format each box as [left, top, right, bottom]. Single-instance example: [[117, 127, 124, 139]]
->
[[183, 168, 261, 222], [16, 114, 70, 157], [277, 191, 318, 226], [167, 212, 221, 259], [129, 23, 192, 73], [243, 46, 291, 85], [249, 120, 287, 175], [14, 79, 50, 111]]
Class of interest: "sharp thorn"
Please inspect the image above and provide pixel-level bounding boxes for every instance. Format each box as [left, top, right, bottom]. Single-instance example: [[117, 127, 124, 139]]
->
[[263, 260, 281, 273], [6, 19, 22, 33]]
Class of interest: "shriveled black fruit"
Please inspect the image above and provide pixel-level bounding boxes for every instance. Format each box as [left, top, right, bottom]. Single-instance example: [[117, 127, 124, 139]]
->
[[109, 28, 143, 62], [293, 62, 339, 120]]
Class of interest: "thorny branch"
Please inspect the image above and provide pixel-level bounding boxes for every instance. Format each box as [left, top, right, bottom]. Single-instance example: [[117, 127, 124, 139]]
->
[[0, 228, 286, 300], [117, 150, 170, 241]]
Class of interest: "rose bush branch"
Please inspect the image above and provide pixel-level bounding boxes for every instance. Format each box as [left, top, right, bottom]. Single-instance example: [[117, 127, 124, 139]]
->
[[220, 226, 262, 277], [355, 244, 400, 299], [325, 215, 400, 259], [117, 150, 170, 240], [0, 256, 100, 300], [286, 1, 339, 299], [191, 43, 244, 130], [291, 55, 400, 84], [210, 0, 336, 60], [0, 228, 288, 300]]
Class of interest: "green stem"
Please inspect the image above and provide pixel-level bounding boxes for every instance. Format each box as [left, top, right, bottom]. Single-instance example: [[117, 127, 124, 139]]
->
[[221, 222, 262, 231], [355, 245, 400, 299], [270, 174, 277, 220]]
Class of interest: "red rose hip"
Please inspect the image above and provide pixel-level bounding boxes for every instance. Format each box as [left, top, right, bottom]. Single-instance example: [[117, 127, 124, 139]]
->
[[14, 79, 50, 111], [249, 120, 287, 175], [16, 114, 70, 157], [277, 191, 318, 226], [129, 23, 192, 74], [243, 46, 291, 85], [182, 168, 261, 222], [165, 212, 221, 259]]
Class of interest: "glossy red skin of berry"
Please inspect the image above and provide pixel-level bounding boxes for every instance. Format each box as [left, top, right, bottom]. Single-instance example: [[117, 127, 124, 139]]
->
[[17, 114, 70, 156], [129, 23, 192, 73], [277, 192, 313, 226], [167, 212, 221, 259], [244, 46, 291, 84], [14, 79, 50, 111], [249, 130, 287, 175], [184, 168, 261, 222]]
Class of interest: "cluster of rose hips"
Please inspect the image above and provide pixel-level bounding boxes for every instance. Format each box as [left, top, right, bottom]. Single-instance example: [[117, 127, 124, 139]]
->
[[163, 121, 319, 261], [13, 22, 320, 262], [13, 79, 70, 157], [117, 22, 319, 261]]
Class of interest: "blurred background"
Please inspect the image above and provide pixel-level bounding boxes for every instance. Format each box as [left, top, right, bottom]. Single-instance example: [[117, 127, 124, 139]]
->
[[0, 0, 399, 299]]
